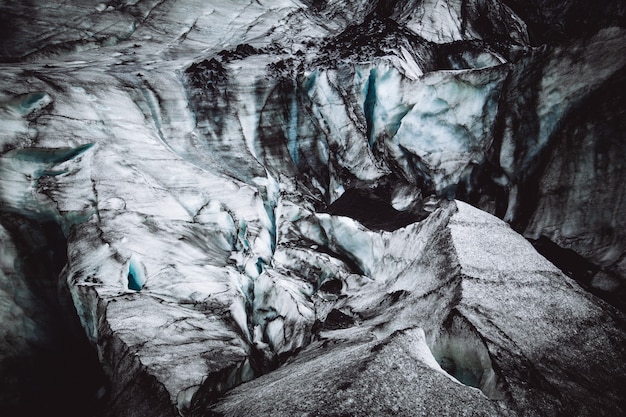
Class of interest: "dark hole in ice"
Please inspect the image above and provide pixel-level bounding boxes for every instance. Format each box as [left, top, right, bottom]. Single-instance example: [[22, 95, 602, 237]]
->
[[531, 236, 599, 282], [324, 309, 355, 329], [324, 188, 427, 231], [313, 309, 355, 332], [530, 236, 624, 312], [319, 278, 342, 294], [337, 380, 352, 390]]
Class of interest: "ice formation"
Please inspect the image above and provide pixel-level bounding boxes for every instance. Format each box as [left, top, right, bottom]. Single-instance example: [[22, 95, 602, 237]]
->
[[0, 0, 625, 416]]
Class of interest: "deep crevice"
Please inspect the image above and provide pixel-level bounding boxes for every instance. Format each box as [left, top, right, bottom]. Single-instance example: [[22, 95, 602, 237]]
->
[[323, 187, 428, 231], [530, 236, 625, 312], [0, 210, 109, 417]]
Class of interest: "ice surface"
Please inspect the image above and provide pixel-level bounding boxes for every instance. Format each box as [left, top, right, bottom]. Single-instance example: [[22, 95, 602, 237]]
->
[[429, 311, 505, 399], [390, 68, 507, 192], [9, 92, 53, 117], [1, 1, 625, 416]]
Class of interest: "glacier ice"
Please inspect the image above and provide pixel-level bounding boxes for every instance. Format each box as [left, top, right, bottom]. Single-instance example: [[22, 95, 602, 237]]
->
[[0, 0, 625, 416], [126, 256, 145, 291], [428, 310, 505, 399]]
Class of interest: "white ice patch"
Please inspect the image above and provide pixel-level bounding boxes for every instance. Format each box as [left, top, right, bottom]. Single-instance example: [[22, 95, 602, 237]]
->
[[0, 92, 52, 148], [0, 145, 94, 221], [391, 184, 422, 211], [303, 70, 389, 183], [230, 288, 252, 342], [314, 214, 382, 276], [0, 153, 45, 211], [389, 68, 506, 192], [194, 200, 236, 233], [375, 68, 413, 141], [395, 46, 424, 79], [252, 270, 315, 355], [402, 0, 467, 43]]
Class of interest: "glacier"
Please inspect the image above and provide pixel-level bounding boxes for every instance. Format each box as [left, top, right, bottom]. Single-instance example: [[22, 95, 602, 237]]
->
[[0, 0, 625, 416]]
